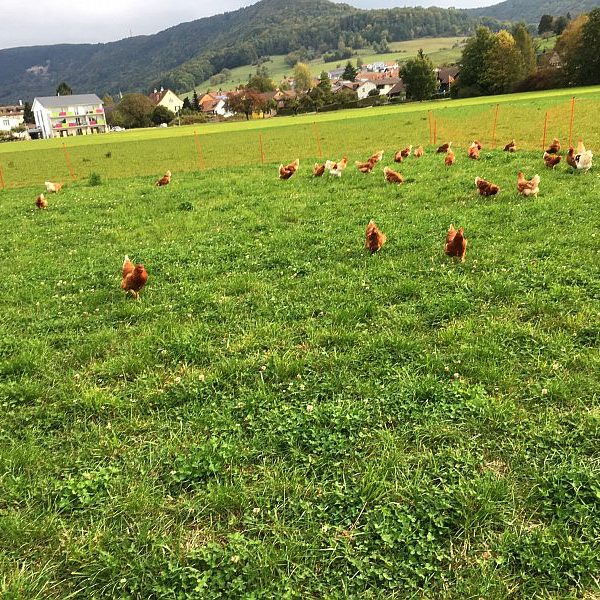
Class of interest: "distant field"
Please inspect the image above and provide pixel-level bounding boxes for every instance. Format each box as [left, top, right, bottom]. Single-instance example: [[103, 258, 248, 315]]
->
[[189, 36, 466, 95], [536, 35, 558, 52], [2, 86, 600, 189]]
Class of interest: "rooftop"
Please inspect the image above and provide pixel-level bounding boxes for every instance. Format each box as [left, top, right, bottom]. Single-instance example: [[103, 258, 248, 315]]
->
[[33, 94, 103, 108]]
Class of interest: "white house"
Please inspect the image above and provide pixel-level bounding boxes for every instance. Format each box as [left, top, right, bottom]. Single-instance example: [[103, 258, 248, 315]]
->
[[0, 105, 24, 132], [148, 88, 184, 113], [355, 81, 377, 99], [199, 93, 233, 118], [373, 77, 402, 96], [32, 94, 106, 139]]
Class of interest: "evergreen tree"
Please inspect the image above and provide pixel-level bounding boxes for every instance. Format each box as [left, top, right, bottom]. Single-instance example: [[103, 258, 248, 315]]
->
[[342, 61, 358, 82], [22, 101, 34, 124], [56, 82, 73, 96], [538, 14, 554, 35], [192, 89, 200, 112], [553, 16, 569, 36], [318, 71, 332, 92], [182, 97, 193, 112], [317, 71, 334, 105], [400, 50, 438, 101]]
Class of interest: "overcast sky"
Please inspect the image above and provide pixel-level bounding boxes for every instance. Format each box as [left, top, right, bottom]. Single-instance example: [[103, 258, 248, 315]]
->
[[0, 0, 495, 50]]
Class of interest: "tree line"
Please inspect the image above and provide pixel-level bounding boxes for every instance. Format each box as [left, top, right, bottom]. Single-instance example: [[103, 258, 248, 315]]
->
[[452, 8, 600, 98]]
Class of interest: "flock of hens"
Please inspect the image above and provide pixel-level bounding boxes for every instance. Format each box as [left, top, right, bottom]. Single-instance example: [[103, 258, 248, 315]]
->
[[33, 136, 593, 300], [279, 136, 593, 262]]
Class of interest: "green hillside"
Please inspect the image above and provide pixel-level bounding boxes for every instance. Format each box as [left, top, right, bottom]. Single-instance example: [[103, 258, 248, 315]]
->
[[192, 37, 466, 95], [0, 0, 476, 104]]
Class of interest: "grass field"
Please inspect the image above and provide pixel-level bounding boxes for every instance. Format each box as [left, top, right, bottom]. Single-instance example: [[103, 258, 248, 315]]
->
[[189, 37, 466, 94], [1, 88, 600, 598]]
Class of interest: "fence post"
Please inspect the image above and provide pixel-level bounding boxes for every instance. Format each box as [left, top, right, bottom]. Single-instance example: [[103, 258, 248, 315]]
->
[[259, 132, 265, 164], [312, 122, 323, 159], [433, 119, 437, 146], [0, 164, 5, 190], [542, 111, 548, 151], [193, 129, 205, 171], [428, 111, 433, 146], [492, 104, 499, 149], [61, 143, 77, 181], [568, 96, 575, 148]]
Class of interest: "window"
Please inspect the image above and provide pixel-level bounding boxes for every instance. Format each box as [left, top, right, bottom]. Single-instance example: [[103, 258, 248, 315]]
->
[[2, 119, 9, 126]]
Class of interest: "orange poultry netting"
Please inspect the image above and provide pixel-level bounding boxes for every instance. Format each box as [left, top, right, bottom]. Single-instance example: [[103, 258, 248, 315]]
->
[[430, 98, 587, 152], [0, 95, 598, 189]]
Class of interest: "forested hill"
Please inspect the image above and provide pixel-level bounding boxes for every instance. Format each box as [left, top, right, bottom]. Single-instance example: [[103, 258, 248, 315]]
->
[[0, 0, 478, 103], [467, 0, 600, 23]]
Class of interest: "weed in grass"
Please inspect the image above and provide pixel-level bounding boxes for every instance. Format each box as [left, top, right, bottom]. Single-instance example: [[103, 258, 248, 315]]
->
[[88, 172, 102, 186]]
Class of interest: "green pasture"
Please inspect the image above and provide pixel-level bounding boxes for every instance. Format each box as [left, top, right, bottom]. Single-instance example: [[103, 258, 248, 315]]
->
[[190, 36, 466, 94], [2, 86, 600, 190], [1, 98, 599, 597]]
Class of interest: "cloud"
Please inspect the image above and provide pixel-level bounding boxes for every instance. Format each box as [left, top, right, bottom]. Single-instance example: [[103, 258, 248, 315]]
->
[[0, 0, 491, 49], [0, 0, 255, 49]]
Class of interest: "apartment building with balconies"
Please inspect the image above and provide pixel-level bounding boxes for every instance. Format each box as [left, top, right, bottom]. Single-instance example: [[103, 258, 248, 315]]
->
[[32, 94, 106, 139]]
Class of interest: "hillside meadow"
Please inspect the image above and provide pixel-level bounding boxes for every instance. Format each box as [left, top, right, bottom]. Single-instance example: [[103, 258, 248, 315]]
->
[[0, 88, 599, 598], [190, 37, 467, 93]]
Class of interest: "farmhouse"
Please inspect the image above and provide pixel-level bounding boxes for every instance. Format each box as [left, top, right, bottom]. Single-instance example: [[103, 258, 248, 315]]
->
[[32, 94, 106, 139], [148, 88, 184, 113]]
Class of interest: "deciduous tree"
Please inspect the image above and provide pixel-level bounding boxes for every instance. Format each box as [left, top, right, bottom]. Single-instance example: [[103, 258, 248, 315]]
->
[[151, 106, 175, 125], [512, 23, 537, 77], [293, 62, 312, 92], [248, 66, 276, 92], [480, 30, 523, 94], [225, 89, 267, 120], [573, 8, 600, 84], [111, 94, 154, 128], [458, 27, 495, 92]]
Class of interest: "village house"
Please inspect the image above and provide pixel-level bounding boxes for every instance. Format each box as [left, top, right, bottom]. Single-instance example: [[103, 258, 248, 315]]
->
[[372, 77, 402, 96], [327, 68, 346, 80], [436, 67, 460, 94], [199, 92, 234, 118], [364, 61, 399, 74], [548, 52, 563, 69], [0, 104, 25, 132], [32, 94, 106, 139], [356, 80, 377, 99], [274, 89, 297, 109], [148, 88, 184, 113], [387, 81, 407, 100]]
